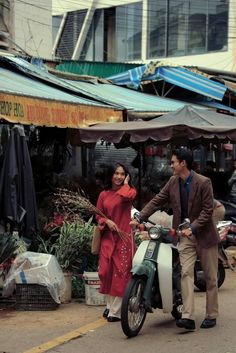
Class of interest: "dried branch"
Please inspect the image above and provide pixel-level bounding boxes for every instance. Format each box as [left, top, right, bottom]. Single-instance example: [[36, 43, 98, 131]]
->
[[53, 188, 131, 243]]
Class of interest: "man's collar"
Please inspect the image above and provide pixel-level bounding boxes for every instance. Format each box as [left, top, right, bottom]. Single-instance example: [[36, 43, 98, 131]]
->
[[179, 170, 193, 185]]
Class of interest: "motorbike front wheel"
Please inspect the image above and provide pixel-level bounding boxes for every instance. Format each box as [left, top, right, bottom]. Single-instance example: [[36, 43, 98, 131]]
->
[[121, 277, 147, 338], [194, 261, 225, 291], [171, 301, 183, 320]]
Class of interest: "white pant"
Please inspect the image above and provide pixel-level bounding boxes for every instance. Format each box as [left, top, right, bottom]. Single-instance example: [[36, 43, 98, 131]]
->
[[106, 295, 122, 318]]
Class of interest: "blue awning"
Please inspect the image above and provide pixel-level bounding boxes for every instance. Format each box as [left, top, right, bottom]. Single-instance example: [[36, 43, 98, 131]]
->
[[107, 65, 227, 101]]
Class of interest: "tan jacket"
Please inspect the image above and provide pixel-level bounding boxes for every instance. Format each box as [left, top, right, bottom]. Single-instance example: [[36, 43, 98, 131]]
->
[[140, 171, 219, 249]]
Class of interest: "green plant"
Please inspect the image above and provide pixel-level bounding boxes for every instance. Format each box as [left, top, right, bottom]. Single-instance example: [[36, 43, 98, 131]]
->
[[37, 217, 96, 272], [0, 233, 18, 264], [72, 275, 85, 299]]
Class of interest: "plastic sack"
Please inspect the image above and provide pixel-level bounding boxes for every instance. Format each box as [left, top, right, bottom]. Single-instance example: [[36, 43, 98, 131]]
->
[[131, 207, 173, 228], [2, 251, 66, 304], [148, 210, 173, 228]]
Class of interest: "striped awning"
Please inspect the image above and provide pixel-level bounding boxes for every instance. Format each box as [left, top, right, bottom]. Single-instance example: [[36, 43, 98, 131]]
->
[[107, 64, 227, 101]]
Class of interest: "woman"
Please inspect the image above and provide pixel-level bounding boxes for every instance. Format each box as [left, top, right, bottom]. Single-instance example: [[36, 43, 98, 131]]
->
[[96, 163, 137, 322]]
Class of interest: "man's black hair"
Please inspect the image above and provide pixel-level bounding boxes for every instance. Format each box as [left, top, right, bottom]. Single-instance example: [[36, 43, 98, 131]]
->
[[172, 147, 193, 170]]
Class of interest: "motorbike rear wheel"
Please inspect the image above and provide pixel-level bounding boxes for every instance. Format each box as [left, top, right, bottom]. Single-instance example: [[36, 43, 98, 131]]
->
[[194, 261, 225, 291], [121, 277, 147, 338]]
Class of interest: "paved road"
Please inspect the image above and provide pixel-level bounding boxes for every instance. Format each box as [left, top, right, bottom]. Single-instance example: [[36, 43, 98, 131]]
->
[[48, 269, 236, 353], [1, 269, 236, 353]]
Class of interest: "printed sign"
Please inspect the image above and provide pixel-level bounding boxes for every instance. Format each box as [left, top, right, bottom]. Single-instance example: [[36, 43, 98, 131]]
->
[[0, 93, 122, 128]]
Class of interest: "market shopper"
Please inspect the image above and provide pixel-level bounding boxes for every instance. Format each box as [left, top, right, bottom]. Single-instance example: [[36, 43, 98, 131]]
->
[[131, 147, 219, 330], [228, 159, 236, 203], [96, 163, 137, 322]]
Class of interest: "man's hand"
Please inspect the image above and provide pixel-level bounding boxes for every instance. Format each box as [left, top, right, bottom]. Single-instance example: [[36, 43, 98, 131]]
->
[[130, 218, 139, 229], [181, 227, 192, 237]]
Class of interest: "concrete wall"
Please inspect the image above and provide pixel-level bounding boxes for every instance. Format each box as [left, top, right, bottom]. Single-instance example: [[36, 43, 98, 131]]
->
[[11, 0, 52, 59]]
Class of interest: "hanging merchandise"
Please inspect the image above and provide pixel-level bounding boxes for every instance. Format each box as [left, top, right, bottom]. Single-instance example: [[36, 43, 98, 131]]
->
[[145, 145, 156, 156], [0, 125, 39, 238]]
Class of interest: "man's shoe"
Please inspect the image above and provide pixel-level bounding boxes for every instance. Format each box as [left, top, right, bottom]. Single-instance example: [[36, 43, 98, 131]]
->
[[103, 308, 109, 318], [200, 318, 216, 329], [176, 318, 196, 330], [107, 316, 121, 322]]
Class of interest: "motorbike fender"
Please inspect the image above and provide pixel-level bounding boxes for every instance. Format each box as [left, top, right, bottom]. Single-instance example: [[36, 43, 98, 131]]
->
[[131, 261, 156, 309], [157, 243, 173, 313], [132, 240, 149, 267], [131, 261, 154, 278]]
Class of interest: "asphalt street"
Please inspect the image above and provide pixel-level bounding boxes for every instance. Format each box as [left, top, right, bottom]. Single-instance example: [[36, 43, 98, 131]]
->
[[0, 268, 236, 353]]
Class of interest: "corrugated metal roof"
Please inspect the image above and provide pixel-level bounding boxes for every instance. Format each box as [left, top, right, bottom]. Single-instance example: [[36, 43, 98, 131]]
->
[[63, 80, 203, 113], [0, 67, 109, 106], [5, 56, 231, 119], [2, 56, 122, 107], [0, 63, 123, 128], [188, 100, 236, 114], [56, 61, 143, 78]]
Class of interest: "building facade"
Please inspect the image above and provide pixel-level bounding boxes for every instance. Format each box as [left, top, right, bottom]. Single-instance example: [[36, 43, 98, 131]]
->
[[52, 0, 236, 71], [1, 0, 52, 58]]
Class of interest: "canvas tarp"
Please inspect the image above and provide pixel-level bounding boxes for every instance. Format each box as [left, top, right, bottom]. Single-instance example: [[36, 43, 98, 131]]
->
[[71, 105, 236, 146], [107, 63, 228, 101]]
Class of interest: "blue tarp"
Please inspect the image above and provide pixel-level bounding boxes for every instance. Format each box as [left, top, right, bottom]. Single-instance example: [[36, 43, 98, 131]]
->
[[107, 65, 227, 101]]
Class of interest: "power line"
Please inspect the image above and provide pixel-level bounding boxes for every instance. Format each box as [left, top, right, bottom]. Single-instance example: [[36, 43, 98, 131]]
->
[[13, 0, 236, 34], [15, 0, 51, 12], [10, 0, 236, 65], [15, 0, 236, 17]]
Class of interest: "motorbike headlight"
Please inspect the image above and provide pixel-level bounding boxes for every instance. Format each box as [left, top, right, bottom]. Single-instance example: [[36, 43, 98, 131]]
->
[[148, 226, 161, 240]]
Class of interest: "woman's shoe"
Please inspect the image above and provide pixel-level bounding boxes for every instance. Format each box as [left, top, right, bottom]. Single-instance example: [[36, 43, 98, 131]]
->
[[107, 316, 121, 322], [103, 308, 109, 318]]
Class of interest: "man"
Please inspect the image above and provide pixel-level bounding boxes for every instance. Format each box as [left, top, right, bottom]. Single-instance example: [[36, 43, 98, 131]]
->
[[132, 148, 220, 331]]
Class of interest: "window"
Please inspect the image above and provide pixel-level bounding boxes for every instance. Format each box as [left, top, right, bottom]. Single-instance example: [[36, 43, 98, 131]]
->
[[79, 10, 104, 61], [208, 0, 228, 51], [116, 2, 142, 61], [52, 15, 63, 44], [187, 1, 207, 54], [147, 0, 229, 59], [148, 0, 167, 58], [56, 10, 87, 60], [167, 0, 188, 56]]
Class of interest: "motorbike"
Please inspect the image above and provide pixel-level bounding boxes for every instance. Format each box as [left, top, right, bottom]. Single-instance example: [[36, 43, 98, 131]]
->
[[219, 200, 236, 222], [194, 220, 233, 292], [224, 222, 236, 249], [120, 213, 183, 338]]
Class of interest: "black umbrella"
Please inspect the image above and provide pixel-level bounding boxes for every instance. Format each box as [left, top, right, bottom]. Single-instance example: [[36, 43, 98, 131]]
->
[[0, 125, 38, 237]]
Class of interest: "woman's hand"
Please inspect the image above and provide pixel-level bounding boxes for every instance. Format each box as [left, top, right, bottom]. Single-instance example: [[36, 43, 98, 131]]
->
[[124, 174, 130, 184], [106, 219, 119, 232], [129, 218, 139, 230]]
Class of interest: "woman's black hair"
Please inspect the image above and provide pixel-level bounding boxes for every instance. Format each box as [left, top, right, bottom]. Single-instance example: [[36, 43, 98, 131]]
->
[[172, 147, 193, 170], [103, 162, 133, 190]]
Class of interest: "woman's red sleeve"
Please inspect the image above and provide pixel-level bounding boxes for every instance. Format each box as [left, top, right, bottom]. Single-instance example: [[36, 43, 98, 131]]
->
[[116, 184, 137, 201], [95, 192, 107, 230]]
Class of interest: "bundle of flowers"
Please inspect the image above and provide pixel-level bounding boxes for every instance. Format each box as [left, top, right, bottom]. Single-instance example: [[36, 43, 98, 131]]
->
[[53, 188, 131, 243]]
